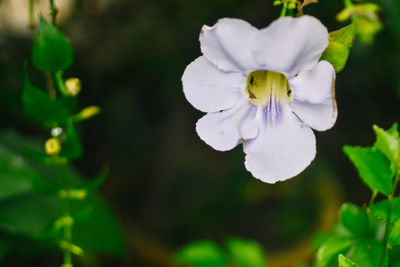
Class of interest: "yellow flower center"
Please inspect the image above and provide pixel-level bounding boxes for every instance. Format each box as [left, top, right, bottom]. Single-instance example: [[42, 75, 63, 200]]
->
[[246, 71, 291, 107]]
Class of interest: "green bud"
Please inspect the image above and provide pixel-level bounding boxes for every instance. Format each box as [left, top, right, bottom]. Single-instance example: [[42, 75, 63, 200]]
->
[[58, 189, 87, 200], [73, 106, 101, 121], [54, 216, 74, 229], [337, 7, 352, 22], [336, 3, 383, 44], [273, 0, 282, 6], [59, 241, 84, 256], [288, 2, 296, 9]]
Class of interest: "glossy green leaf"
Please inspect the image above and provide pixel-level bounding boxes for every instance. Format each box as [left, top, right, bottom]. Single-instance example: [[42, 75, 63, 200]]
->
[[338, 254, 359, 267], [352, 239, 386, 267], [175, 240, 227, 267], [371, 197, 400, 223], [343, 146, 393, 195], [339, 203, 368, 237], [59, 121, 83, 159], [316, 235, 355, 267], [226, 237, 268, 267], [389, 220, 400, 246], [320, 24, 355, 73], [22, 72, 69, 125], [373, 124, 400, 168], [32, 17, 73, 72]]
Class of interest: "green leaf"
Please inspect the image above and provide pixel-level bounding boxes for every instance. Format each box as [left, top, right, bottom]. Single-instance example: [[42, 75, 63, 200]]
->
[[389, 220, 400, 246], [320, 24, 355, 73], [0, 147, 34, 201], [76, 168, 108, 193], [59, 121, 83, 159], [0, 194, 62, 236], [339, 203, 368, 237], [373, 124, 400, 168], [22, 72, 69, 125], [352, 239, 386, 267], [338, 254, 359, 267], [389, 244, 400, 267], [72, 194, 126, 255], [371, 197, 400, 223], [32, 17, 73, 72], [175, 240, 227, 267], [316, 235, 356, 267], [343, 146, 393, 195], [226, 237, 268, 267]]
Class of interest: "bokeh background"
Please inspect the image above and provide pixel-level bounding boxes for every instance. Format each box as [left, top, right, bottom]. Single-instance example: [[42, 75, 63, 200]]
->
[[0, 0, 399, 266]]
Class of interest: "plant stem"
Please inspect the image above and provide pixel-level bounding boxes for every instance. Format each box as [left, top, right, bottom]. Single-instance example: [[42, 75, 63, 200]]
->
[[28, 0, 35, 30], [54, 72, 69, 96], [379, 171, 400, 267], [63, 199, 73, 267], [296, 0, 303, 16], [49, 0, 58, 25], [45, 72, 57, 99], [280, 2, 288, 17]]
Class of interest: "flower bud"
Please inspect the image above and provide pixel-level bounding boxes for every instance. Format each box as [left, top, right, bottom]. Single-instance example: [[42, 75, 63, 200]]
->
[[288, 2, 296, 9], [45, 138, 61, 156], [65, 78, 82, 96], [73, 106, 101, 121], [273, 0, 282, 6], [59, 241, 84, 256], [51, 127, 63, 137], [54, 216, 74, 229], [58, 189, 87, 200]]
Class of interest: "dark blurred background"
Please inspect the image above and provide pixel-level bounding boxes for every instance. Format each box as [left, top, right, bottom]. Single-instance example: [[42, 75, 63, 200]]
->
[[0, 0, 399, 266]]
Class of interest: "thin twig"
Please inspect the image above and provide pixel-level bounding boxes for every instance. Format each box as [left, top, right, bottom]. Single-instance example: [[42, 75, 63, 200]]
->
[[49, 0, 58, 25], [379, 169, 400, 267]]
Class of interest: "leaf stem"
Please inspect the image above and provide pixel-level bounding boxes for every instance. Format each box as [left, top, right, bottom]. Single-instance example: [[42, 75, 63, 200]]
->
[[49, 0, 58, 25], [45, 72, 57, 99], [369, 190, 378, 207], [379, 171, 400, 267], [54, 71, 69, 96]]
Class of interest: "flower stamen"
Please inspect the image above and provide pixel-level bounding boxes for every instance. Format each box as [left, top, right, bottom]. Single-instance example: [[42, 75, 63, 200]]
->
[[246, 71, 291, 107]]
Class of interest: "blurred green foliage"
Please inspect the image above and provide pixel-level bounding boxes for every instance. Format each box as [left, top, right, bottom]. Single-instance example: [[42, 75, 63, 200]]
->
[[0, 131, 125, 256], [175, 238, 268, 267]]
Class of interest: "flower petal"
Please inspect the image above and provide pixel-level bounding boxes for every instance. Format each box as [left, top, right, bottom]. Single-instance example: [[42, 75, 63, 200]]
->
[[182, 56, 245, 113], [196, 99, 258, 151], [243, 107, 316, 183], [289, 61, 337, 131], [251, 15, 329, 78], [200, 18, 260, 72]]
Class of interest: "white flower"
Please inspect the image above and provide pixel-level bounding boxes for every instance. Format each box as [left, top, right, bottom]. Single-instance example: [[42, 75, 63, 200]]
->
[[182, 16, 337, 183]]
